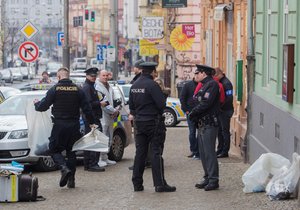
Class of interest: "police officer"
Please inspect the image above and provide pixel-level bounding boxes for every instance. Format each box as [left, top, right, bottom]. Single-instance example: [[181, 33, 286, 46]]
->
[[130, 59, 144, 84], [129, 62, 176, 193], [82, 67, 106, 172], [189, 64, 220, 191], [34, 67, 95, 188], [214, 67, 234, 158]]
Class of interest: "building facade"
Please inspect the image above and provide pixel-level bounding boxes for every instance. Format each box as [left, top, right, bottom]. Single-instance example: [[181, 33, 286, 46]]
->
[[249, 0, 300, 162], [5, 0, 63, 62]]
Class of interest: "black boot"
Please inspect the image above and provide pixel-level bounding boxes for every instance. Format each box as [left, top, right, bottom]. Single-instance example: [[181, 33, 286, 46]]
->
[[195, 179, 209, 189], [155, 184, 176, 192], [59, 166, 71, 187], [67, 176, 75, 188]]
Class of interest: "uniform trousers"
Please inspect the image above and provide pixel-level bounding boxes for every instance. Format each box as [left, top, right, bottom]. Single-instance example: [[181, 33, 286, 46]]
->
[[198, 125, 219, 184], [217, 110, 234, 155], [132, 120, 166, 187], [49, 120, 82, 175]]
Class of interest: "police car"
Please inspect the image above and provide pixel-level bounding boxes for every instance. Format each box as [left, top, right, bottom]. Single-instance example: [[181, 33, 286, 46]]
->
[[0, 86, 132, 171], [118, 83, 186, 127]]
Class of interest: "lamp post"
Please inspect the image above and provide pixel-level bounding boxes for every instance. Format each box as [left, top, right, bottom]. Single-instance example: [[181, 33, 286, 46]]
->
[[63, 0, 70, 69]]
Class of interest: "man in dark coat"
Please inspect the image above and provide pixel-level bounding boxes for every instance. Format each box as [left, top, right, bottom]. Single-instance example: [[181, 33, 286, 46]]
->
[[82, 67, 106, 172]]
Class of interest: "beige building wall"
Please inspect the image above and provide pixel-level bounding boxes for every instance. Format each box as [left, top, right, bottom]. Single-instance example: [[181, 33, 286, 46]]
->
[[200, 0, 248, 156]]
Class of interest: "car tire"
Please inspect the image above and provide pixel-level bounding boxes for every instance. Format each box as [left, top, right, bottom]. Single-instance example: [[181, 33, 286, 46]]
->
[[35, 157, 57, 172], [108, 130, 125, 162], [163, 108, 177, 127]]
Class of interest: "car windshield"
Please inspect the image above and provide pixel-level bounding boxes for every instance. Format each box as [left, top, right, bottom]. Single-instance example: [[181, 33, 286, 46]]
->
[[1, 89, 21, 98], [77, 59, 86, 63], [0, 94, 43, 115], [121, 86, 131, 98]]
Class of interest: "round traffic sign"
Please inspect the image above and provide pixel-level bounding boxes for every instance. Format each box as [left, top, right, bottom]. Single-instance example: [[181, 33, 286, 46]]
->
[[18, 41, 39, 63]]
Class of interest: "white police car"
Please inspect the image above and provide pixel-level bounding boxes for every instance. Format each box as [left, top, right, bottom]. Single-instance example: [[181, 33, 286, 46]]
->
[[0, 87, 132, 171]]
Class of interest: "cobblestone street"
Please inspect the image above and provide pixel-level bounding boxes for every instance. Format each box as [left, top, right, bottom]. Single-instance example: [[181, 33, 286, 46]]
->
[[1, 124, 298, 210]]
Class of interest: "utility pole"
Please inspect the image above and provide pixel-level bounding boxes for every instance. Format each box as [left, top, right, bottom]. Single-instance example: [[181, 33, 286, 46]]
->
[[1, 0, 6, 68], [63, 0, 70, 69], [109, 0, 118, 80]]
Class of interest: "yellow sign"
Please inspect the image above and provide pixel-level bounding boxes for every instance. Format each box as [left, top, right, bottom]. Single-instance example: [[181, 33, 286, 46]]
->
[[170, 25, 194, 51], [139, 39, 159, 56], [20, 21, 39, 39]]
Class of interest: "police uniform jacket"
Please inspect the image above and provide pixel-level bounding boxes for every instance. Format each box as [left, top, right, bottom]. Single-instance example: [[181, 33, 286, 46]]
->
[[129, 74, 166, 121], [82, 79, 102, 119], [190, 76, 220, 120], [219, 76, 234, 111], [130, 72, 141, 84], [35, 78, 94, 124], [179, 79, 198, 113]]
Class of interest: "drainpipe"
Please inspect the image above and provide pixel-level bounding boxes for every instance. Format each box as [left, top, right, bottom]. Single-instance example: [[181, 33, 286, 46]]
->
[[244, 0, 255, 163]]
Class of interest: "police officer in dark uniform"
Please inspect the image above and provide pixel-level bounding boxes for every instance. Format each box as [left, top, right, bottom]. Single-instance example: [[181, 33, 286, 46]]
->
[[34, 67, 95, 188], [130, 59, 144, 84], [189, 64, 220, 191], [82, 67, 106, 172], [214, 67, 234, 158], [129, 62, 176, 193]]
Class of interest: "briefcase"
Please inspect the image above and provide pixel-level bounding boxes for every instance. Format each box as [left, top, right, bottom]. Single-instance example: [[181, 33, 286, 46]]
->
[[18, 174, 38, 202], [0, 175, 19, 202]]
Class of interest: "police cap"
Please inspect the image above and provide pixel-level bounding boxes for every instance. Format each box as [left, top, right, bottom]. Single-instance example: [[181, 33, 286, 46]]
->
[[84, 67, 98, 76], [195, 64, 215, 75], [134, 59, 145, 69], [140, 62, 158, 73]]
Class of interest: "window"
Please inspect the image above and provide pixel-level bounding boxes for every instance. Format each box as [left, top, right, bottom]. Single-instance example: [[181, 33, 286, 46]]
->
[[23, 8, 28, 15], [265, 0, 271, 86]]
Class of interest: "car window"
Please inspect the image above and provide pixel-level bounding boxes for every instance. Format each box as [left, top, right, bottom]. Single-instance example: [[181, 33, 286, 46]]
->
[[2, 89, 21, 98], [121, 86, 130, 99], [77, 59, 86, 63]]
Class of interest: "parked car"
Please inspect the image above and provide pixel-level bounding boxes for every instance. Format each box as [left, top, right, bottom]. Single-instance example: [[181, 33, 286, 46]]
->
[[0, 68, 13, 84], [20, 67, 33, 80], [89, 58, 101, 69], [0, 88, 132, 171], [46, 62, 63, 77], [0, 87, 21, 99], [118, 83, 186, 127], [10, 67, 23, 82], [72, 57, 87, 70], [0, 72, 4, 86]]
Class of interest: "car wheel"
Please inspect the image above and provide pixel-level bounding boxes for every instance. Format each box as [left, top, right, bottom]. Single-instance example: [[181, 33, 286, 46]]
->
[[108, 130, 125, 162], [35, 157, 57, 172], [163, 108, 177, 127]]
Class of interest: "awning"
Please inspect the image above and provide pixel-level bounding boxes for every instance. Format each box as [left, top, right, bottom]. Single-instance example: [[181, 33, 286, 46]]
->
[[214, 3, 233, 21]]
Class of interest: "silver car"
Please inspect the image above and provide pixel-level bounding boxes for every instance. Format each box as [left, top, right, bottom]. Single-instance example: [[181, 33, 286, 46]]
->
[[10, 67, 23, 82]]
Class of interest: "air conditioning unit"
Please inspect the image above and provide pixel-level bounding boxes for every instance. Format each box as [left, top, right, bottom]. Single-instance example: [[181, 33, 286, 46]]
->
[[149, 0, 159, 5]]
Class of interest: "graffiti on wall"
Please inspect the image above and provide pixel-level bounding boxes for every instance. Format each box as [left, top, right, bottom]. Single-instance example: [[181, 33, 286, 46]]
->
[[177, 65, 195, 80]]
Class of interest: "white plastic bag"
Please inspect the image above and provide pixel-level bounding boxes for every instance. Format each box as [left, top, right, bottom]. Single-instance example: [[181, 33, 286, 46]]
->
[[26, 101, 53, 156], [72, 128, 109, 153], [266, 153, 300, 200], [242, 153, 291, 193]]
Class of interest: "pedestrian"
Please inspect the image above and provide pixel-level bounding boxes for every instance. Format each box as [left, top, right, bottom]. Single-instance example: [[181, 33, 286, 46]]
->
[[129, 62, 176, 193], [128, 59, 147, 170], [214, 67, 234, 158], [154, 78, 170, 98], [82, 67, 106, 172], [95, 70, 119, 167], [34, 67, 96, 188], [189, 64, 220, 191], [107, 71, 113, 81], [179, 76, 199, 159], [39, 71, 52, 84], [130, 59, 144, 84]]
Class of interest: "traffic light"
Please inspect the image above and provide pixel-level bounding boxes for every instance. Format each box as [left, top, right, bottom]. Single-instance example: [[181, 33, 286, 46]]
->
[[85, 9, 89, 20], [91, 11, 95, 22]]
